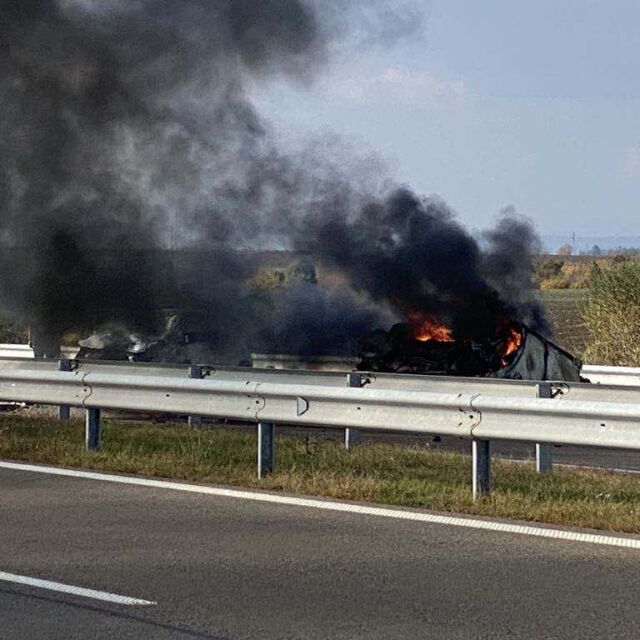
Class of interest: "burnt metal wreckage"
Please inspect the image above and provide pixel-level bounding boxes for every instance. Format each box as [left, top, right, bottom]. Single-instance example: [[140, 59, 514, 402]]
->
[[357, 322, 583, 383], [67, 313, 583, 384]]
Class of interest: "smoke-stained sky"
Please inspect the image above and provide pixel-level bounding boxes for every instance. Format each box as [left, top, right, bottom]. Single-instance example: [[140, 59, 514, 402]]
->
[[253, 0, 640, 239], [0, 0, 548, 358]]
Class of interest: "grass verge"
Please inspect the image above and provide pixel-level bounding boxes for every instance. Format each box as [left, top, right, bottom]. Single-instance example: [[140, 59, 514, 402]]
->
[[1, 415, 640, 534]]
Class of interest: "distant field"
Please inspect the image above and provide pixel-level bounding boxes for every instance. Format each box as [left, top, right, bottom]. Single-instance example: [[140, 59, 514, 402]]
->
[[537, 289, 589, 357]]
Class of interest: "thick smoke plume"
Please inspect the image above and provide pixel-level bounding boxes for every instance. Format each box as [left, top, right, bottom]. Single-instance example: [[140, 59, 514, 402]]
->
[[0, 0, 546, 360], [297, 189, 548, 343]]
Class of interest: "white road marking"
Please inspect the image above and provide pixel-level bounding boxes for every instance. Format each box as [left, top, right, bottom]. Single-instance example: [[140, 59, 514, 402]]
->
[[0, 571, 156, 606], [1, 459, 639, 550]]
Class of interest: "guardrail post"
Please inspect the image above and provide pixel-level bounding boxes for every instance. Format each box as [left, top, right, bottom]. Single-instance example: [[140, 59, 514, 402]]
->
[[58, 359, 72, 421], [344, 372, 361, 450], [472, 439, 491, 500], [85, 408, 101, 450], [188, 366, 203, 428], [536, 383, 553, 474], [257, 421, 275, 478]]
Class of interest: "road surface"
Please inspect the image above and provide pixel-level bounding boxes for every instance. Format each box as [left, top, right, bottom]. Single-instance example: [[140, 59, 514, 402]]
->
[[1, 464, 639, 639]]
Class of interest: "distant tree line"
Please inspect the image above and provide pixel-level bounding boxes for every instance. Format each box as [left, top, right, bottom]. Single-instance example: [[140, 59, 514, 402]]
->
[[555, 244, 640, 257]]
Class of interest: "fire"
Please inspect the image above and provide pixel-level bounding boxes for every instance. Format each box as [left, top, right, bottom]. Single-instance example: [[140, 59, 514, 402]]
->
[[409, 312, 454, 343], [407, 311, 523, 367], [500, 325, 523, 364]]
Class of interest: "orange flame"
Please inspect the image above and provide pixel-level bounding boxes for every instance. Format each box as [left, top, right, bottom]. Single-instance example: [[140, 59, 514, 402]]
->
[[500, 325, 523, 365], [409, 313, 454, 343]]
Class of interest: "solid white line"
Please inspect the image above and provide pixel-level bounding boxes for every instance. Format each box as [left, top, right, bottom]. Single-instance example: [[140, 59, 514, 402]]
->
[[0, 571, 156, 606], [1, 460, 639, 551]]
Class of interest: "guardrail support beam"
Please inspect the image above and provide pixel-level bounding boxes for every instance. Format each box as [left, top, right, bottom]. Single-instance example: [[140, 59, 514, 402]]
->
[[188, 366, 203, 428], [344, 372, 362, 450], [344, 428, 359, 450], [258, 421, 275, 478], [536, 383, 553, 474], [536, 444, 553, 474], [85, 408, 101, 450], [58, 359, 72, 421], [472, 439, 491, 500]]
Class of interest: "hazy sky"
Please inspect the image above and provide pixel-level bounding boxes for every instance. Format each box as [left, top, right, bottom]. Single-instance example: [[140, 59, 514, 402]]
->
[[254, 0, 640, 237]]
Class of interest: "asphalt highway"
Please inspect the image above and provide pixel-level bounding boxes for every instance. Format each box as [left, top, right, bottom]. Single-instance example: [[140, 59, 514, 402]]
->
[[2, 465, 640, 639]]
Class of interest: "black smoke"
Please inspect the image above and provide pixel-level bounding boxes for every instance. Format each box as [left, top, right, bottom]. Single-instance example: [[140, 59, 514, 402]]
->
[[294, 187, 548, 345], [0, 0, 546, 359]]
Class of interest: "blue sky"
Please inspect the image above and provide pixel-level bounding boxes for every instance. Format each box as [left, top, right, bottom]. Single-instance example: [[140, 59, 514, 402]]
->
[[254, 0, 640, 237]]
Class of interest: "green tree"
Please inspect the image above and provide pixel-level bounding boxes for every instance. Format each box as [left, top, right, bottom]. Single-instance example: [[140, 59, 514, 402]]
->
[[536, 258, 564, 281]]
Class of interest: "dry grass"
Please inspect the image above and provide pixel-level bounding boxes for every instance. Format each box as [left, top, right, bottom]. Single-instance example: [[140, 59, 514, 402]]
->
[[2, 415, 640, 534], [583, 261, 640, 366]]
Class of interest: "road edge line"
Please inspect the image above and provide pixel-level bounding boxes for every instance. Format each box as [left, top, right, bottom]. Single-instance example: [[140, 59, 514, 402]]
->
[[1, 459, 639, 550]]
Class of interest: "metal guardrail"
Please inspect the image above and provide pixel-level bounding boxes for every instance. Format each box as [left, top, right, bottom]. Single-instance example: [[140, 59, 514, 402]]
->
[[3, 343, 640, 388], [582, 365, 640, 387], [1, 355, 640, 403], [0, 359, 640, 499], [0, 344, 35, 359], [0, 366, 638, 445]]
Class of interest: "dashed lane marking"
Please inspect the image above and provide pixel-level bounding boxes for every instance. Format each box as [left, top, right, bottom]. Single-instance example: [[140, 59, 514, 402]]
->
[[0, 571, 156, 606]]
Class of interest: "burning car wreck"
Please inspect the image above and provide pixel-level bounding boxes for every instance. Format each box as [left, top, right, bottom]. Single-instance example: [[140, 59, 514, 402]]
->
[[358, 318, 582, 382]]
